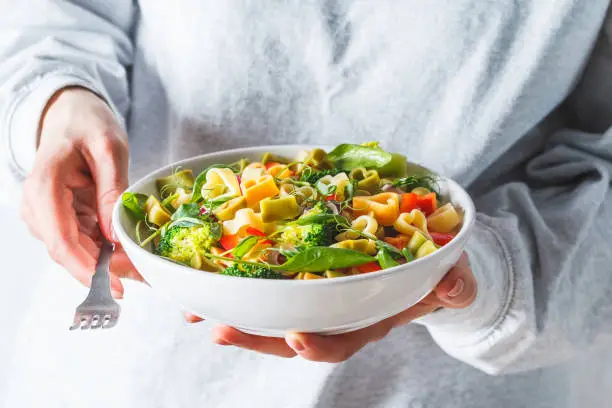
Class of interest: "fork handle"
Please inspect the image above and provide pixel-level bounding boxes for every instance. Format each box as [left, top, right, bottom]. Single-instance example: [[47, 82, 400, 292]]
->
[[85, 239, 115, 302]]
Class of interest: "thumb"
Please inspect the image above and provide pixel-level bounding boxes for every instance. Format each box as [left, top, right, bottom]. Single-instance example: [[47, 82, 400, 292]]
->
[[87, 134, 129, 242], [432, 253, 477, 309]]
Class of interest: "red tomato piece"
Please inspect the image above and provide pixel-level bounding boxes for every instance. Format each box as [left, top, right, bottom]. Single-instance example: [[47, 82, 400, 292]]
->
[[264, 162, 279, 170], [399, 193, 418, 213], [416, 193, 437, 216], [245, 227, 266, 237], [430, 232, 454, 247], [219, 234, 239, 250], [357, 262, 382, 274]]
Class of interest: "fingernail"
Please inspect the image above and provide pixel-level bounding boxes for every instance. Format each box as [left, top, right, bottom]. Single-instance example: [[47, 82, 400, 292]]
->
[[286, 333, 305, 352], [447, 278, 464, 298], [111, 289, 123, 299]]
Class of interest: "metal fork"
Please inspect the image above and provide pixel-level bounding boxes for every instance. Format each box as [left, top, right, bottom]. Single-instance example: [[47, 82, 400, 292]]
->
[[69, 239, 121, 330]]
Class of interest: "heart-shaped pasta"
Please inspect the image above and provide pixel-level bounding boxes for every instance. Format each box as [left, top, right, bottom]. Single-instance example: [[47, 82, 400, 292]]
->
[[349, 167, 381, 194], [353, 192, 400, 226], [222, 208, 265, 236], [201, 168, 241, 201], [260, 196, 301, 222], [427, 203, 462, 233], [393, 209, 431, 239], [279, 182, 318, 205], [336, 214, 379, 241], [317, 172, 350, 200]]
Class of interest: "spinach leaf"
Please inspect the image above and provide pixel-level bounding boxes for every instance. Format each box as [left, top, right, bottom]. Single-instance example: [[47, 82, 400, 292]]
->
[[278, 246, 375, 272], [167, 217, 208, 229], [327, 144, 392, 171], [191, 163, 239, 203], [171, 203, 201, 220], [209, 222, 223, 241], [232, 236, 259, 259], [121, 192, 149, 221], [377, 248, 400, 269], [401, 247, 414, 263]]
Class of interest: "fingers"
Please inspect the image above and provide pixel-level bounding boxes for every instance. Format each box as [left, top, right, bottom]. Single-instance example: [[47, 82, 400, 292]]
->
[[82, 131, 129, 242], [432, 253, 477, 308], [212, 326, 297, 358]]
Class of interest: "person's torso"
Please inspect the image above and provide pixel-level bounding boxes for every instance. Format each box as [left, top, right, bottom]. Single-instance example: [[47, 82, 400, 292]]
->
[[120, 1, 609, 407]]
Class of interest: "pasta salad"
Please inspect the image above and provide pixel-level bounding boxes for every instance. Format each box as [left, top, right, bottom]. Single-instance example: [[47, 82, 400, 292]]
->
[[121, 142, 464, 279]]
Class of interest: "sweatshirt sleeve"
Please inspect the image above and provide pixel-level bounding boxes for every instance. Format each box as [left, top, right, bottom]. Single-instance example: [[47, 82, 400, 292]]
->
[[0, 0, 135, 179], [416, 126, 612, 375]]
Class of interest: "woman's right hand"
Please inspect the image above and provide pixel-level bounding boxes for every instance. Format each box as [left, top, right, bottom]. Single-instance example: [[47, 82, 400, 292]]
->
[[21, 87, 143, 297]]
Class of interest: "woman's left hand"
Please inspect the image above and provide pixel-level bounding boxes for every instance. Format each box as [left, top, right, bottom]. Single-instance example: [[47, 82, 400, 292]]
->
[[185, 253, 476, 362]]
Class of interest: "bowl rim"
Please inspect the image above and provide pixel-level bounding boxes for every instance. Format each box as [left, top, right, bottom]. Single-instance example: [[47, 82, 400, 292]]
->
[[112, 144, 476, 286]]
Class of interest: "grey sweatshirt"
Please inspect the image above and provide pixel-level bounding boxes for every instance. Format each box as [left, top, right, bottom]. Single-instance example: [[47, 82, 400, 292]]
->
[[2, 1, 612, 407]]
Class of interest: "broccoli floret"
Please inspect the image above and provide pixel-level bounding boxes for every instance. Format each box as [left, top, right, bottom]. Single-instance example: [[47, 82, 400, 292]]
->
[[279, 201, 338, 248], [220, 263, 285, 279], [156, 225, 218, 264], [302, 201, 331, 217], [279, 221, 336, 249]]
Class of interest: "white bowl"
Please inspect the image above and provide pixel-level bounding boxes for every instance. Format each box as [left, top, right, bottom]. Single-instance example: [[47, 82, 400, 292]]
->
[[113, 145, 475, 337]]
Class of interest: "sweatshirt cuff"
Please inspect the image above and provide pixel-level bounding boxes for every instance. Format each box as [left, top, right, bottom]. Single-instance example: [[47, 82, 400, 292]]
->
[[414, 216, 514, 347], [5, 74, 116, 176]]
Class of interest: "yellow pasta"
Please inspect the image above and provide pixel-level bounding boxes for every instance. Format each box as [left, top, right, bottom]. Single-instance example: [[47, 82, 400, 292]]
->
[[143, 196, 171, 226], [242, 175, 281, 209], [335, 215, 379, 241], [393, 209, 431, 239], [222, 208, 265, 236], [213, 196, 247, 221], [415, 240, 437, 259], [279, 182, 318, 204], [331, 239, 378, 255], [201, 168, 241, 201], [170, 187, 193, 209], [353, 192, 400, 226], [241, 163, 266, 185], [318, 172, 350, 200], [349, 167, 381, 194], [267, 164, 293, 179], [427, 203, 462, 233]]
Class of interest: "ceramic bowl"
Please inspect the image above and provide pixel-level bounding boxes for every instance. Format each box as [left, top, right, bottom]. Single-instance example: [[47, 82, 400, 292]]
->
[[112, 145, 475, 337]]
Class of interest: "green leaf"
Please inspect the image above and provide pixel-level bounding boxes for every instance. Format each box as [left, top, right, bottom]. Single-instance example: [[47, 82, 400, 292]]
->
[[232, 236, 259, 259], [378, 153, 408, 177], [392, 174, 439, 194], [121, 192, 149, 221], [278, 246, 375, 272], [191, 164, 239, 203], [167, 217, 208, 229], [376, 248, 400, 269], [171, 203, 201, 220], [209, 222, 222, 241], [327, 144, 393, 171], [401, 247, 414, 263], [291, 214, 351, 228]]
